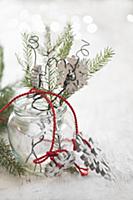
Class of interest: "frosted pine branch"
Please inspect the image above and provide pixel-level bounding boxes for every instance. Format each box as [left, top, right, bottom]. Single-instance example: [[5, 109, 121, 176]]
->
[[45, 26, 52, 52], [0, 138, 26, 176], [88, 47, 115, 74], [57, 23, 74, 59], [22, 33, 33, 72]]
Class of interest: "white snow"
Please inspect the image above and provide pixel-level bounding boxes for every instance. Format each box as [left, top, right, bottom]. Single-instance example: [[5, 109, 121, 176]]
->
[[0, 170, 133, 200]]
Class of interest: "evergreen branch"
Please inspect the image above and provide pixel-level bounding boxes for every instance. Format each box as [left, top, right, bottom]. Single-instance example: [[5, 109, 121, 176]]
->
[[22, 32, 33, 72], [0, 138, 25, 176], [38, 24, 74, 94], [37, 26, 52, 57], [53, 23, 73, 51], [21, 77, 33, 88], [88, 47, 115, 74], [0, 86, 14, 132], [53, 34, 64, 51], [46, 61, 58, 94], [57, 23, 74, 59], [45, 26, 52, 53], [0, 46, 4, 84], [44, 26, 58, 93], [39, 23, 74, 58], [16, 33, 33, 87]]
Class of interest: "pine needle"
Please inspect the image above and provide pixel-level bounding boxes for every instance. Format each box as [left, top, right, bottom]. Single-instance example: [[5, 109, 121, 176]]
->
[[44, 26, 58, 94], [57, 23, 74, 59], [0, 138, 25, 176], [0, 86, 14, 132], [88, 47, 115, 74], [16, 33, 33, 87], [44, 24, 74, 93], [46, 63, 57, 92], [22, 33, 33, 72], [45, 26, 52, 53]]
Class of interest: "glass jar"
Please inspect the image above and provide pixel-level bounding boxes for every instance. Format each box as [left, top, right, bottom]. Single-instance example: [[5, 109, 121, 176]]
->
[[7, 94, 75, 175]]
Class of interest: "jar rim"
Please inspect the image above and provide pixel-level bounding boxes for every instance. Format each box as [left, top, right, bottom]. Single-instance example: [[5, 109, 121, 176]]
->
[[13, 95, 67, 118]]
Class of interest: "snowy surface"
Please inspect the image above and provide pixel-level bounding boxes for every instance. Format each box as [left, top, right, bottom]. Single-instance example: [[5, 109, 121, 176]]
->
[[0, 170, 133, 200], [1, 0, 133, 199]]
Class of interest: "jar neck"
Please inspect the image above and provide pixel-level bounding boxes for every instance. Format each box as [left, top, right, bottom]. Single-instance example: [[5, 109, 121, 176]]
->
[[14, 101, 67, 119]]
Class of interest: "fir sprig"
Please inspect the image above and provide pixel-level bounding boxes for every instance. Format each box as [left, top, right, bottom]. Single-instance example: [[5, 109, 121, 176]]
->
[[57, 23, 74, 59], [46, 61, 57, 92], [16, 25, 114, 96], [44, 26, 58, 93], [0, 138, 25, 176], [0, 46, 14, 132], [39, 23, 74, 58], [22, 33, 33, 72], [88, 47, 114, 74], [44, 24, 74, 92], [0, 86, 14, 132], [16, 33, 33, 87]]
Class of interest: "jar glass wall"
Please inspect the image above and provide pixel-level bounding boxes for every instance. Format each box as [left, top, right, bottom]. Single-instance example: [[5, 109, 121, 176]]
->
[[8, 94, 75, 175]]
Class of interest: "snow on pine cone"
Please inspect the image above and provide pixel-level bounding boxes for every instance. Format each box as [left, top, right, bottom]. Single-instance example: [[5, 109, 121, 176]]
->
[[44, 151, 75, 177], [57, 56, 88, 94], [75, 135, 111, 179]]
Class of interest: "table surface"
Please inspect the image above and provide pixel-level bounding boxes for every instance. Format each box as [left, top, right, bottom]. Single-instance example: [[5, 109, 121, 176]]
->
[[0, 122, 133, 200], [0, 167, 133, 200]]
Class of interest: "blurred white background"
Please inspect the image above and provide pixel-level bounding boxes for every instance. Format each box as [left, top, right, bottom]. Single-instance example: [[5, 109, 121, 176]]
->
[[0, 0, 133, 86], [0, 0, 133, 199]]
